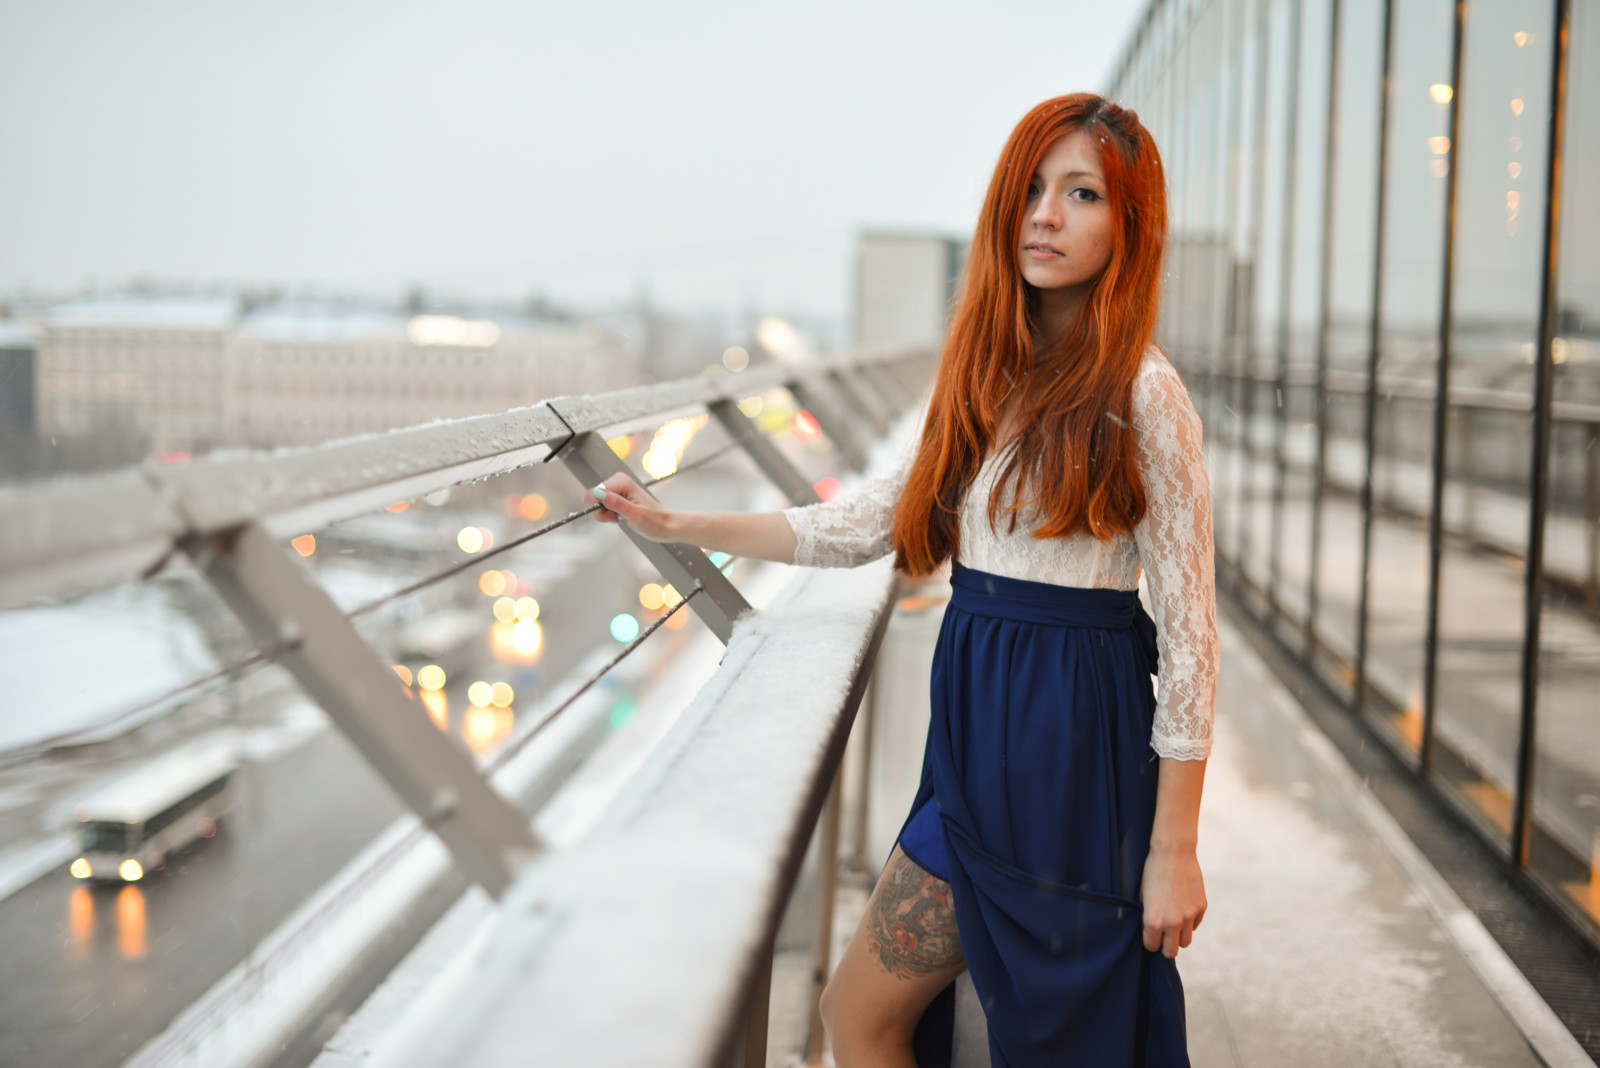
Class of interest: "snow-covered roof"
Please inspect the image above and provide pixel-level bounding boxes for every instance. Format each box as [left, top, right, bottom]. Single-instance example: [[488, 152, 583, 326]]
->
[[236, 304, 408, 343], [72, 738, 238, 824], [0, 321, 37, 349], [45, 296, 239, 330]]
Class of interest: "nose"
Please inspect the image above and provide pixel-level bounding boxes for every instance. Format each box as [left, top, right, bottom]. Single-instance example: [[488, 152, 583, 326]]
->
[[1030, 185, 1061, 231]]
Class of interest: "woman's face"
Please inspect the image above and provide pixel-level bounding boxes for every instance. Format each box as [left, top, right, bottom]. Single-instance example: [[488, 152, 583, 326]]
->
[[1017, 129, 1115, 294]]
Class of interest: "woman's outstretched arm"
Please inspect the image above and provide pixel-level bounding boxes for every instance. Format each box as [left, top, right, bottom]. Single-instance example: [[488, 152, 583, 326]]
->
[[583, 472, 799, 563]]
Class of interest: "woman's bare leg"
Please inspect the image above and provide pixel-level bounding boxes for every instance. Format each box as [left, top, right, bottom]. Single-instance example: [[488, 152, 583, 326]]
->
[[820, 846, 967, 1067]]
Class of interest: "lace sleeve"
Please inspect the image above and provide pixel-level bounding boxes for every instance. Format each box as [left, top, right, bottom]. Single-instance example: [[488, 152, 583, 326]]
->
[[1132, 353, 1220, 760], [783, 438, 915, 568]]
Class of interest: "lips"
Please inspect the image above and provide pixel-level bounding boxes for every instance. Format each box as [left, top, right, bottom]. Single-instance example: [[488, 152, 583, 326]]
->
[[1023, 243, 1064, 259]]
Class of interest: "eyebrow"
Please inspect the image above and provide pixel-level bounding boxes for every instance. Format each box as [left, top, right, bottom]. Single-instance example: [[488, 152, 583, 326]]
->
[[1033, 169, 1105, 182]]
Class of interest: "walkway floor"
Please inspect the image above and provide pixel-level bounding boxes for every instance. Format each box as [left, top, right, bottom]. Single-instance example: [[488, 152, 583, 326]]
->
[[778, 603, 1573, 1067]]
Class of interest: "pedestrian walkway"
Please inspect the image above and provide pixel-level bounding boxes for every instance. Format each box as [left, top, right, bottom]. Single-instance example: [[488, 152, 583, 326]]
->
[[1179, 611, 1580, 1067]]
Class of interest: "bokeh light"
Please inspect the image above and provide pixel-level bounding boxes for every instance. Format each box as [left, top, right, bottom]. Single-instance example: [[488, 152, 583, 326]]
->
[[479, 570, 508, 597], [457, 526, 485, 553], [511, 620, 543, 660], [422, 689, 448, 729], [610, 613, 641, 642], [468, 681, 494, 707], [387, 501, 410, 513], [291, 534, 316, 557], [464, 706, 514, 755], [791, 410, 821, 443], [514, 596, 540, 622], [722, 346, 750, 372], [660, 584, 683, 608], [519, 494, 548, 521], [639, 583, 665, 610], [737, 395, 763, 417], [608, 436, 633, 459], [814, 477, 841, 502], [417, 665, 446, 691], [392, 664, 414, 687], [490, 681, 515, 707], [493, 597, 517, 623]]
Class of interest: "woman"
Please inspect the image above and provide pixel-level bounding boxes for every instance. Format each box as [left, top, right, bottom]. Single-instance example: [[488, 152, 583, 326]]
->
[[586, 94, 1216, 1067]]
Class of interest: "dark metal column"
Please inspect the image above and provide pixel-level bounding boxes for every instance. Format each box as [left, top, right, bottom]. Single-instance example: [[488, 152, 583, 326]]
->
[[1420, 0, 1467, 775], [1354, 0, 1397, 716], [1511, 0, 1573, 865]]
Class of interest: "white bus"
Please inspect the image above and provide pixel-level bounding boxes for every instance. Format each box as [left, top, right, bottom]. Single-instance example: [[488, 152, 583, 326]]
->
[[69, 742, 239, 883]]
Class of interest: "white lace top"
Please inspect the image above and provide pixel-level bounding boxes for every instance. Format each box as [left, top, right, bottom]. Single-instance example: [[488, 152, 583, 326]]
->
[[783, 350, 1218, 760]]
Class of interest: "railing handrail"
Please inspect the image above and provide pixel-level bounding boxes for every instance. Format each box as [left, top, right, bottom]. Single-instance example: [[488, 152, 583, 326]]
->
[[1208, 364, 1600, 424], [0, 345, 928, 608]]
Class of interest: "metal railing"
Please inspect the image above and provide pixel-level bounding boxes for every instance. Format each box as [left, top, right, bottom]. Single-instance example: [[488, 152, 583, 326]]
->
[[0, 343, 935, 1066]]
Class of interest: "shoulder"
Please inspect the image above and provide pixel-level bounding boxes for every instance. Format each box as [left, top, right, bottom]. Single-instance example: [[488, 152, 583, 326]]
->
[[1130, 347, 1199, 424]]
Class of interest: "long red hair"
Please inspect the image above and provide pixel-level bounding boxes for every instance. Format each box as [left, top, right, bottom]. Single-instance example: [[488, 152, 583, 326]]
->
[[891, 94, 1168, 577]]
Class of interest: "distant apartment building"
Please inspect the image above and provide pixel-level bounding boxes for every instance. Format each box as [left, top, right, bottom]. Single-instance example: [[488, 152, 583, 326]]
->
[[26, 295, 639, 463], [853, 232, 968, 347], [0, 322, 38, 476], [225, 305, 635, 448], [35, 297, 236, 457]]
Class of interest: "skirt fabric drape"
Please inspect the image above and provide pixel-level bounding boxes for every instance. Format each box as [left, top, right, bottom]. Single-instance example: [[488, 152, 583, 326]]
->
[[896, 565, 1189, 1067]]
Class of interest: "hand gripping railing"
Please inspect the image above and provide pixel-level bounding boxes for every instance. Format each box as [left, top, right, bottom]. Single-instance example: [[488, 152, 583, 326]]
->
[[0, 343, 931, 902]]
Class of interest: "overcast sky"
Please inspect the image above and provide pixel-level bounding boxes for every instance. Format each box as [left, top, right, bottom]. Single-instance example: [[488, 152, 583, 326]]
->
[[0, 1, 1144, 323]]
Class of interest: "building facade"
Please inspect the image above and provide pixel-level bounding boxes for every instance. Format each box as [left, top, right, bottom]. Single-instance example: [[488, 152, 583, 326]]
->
[[27, 296, 639, 461], [853, 232, 967, 347], [1109, 0, 1599, 951]]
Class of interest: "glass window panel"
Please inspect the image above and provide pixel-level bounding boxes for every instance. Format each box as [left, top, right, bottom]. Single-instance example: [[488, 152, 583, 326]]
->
[[1276, 0, 1332, 637], [1362, 0, 1456, 757], [1433, 0, 1554, 849], [1236, 0, 1284, 601], [1312, 0, 1385, 701], [1533, 0, 1600, 932], [1216, 0, 1254, 571]]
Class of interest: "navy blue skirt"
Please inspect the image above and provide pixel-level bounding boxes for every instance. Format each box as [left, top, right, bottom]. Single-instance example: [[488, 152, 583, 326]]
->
[[897, 565, 1189, 1067]]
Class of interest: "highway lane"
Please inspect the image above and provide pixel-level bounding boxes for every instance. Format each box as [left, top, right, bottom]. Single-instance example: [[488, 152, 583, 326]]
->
[[0, 529, 662, 1067]]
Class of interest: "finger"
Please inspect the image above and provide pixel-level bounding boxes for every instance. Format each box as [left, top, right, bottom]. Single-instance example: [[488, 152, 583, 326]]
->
[[1179, 918, 1195, 949], [1142, 921, 1163, 954], [1162, 924, 1181, 959]]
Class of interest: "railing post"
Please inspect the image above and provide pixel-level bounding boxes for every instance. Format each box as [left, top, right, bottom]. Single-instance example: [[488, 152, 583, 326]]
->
[[725, 927, 775, 1068], [862, 361, 915, 411], [1586, 421, 1598, 619], [829, 368, 893, 436], [186, 522, 540, 899], [707, 397, 823, 508], [551, 426, 752, 643], [787, 378, 871, 472], [802, 767, 845, 1067]]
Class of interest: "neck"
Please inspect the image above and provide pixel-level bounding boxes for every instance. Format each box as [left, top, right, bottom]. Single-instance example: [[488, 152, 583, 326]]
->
[[1031, 284, 1089, 358]]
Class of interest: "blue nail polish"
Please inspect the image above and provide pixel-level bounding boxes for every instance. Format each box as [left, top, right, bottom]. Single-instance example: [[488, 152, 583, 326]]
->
[[593, 484, 608, 501]]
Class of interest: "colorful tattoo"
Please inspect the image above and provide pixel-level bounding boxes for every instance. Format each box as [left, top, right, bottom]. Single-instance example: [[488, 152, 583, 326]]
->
[[867, 851, 965, 979]]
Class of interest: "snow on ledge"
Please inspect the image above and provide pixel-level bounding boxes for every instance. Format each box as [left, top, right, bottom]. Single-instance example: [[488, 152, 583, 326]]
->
[[368, 557, 899, 1068]]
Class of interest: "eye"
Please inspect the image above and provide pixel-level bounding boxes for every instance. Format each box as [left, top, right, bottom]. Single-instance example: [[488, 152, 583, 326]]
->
[[1026, 181, 1043, 198], [1069, 186, 1103, 203]]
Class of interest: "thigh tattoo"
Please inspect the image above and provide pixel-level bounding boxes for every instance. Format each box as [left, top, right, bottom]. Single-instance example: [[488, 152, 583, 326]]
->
[[868, 851, 965, 979]]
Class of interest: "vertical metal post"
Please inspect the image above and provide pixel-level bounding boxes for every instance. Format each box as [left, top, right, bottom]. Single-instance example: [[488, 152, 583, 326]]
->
[[1354, 0, 1397, 717], [1511, 0, 1572, 866], [553, 429, 751, 643], [1306, 0, 1344, 658], [830, 369, 893, 436], [706, 397, 823, 508], [863, 362, 915, 411], [788, 378, 871, 472], [850, 664, 880, 874], [802, 768, 845, 1067], [188, 522, 540, 899], [1586, 422, 1599, 618], [1269, 0, 1306, 623], [1421, 0, 1466, 775], [725, 932, 774, 1068]]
